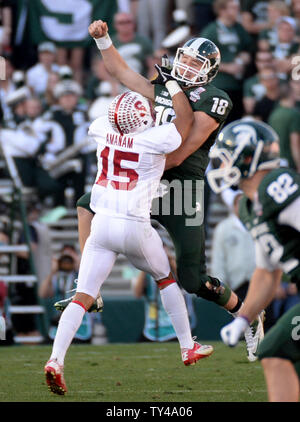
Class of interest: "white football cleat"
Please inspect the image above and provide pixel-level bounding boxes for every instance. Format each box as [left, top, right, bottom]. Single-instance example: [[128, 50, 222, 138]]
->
[[245, 311, 265, 362]]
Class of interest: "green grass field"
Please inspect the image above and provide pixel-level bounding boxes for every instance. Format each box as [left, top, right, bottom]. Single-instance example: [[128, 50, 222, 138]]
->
[[0, 342, 267, 402]]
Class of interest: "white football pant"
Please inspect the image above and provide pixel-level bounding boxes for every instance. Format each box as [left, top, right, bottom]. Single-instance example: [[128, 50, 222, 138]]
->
[[76, 213, 171, 298]]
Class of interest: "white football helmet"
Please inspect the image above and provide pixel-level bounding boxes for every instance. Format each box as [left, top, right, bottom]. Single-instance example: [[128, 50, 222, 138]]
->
[[108, 91, 154, 135]]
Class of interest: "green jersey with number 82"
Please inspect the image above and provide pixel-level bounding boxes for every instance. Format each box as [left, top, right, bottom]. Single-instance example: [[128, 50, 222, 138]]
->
[[239, 168, 300, 281], [154, 83, 232, 180]]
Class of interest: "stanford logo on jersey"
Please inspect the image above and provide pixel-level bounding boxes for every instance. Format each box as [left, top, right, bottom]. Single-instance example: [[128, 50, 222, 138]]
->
[[106, 133, 134, 149]]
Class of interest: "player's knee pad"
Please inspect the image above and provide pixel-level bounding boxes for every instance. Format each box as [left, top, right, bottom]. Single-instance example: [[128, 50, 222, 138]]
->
[[176, 263, 232, 307], [196, 275, 232, 307]]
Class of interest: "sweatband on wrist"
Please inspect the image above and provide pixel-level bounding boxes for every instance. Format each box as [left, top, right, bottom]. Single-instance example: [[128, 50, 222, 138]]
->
[[165, 80, 182, 97], [229, 297, 243, 314], [94, 34, 112, 50]]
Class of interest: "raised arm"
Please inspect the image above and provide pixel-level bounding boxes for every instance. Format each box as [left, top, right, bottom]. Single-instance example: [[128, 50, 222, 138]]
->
[[151, 64, 194, 142], [88, 20, 154, 100]]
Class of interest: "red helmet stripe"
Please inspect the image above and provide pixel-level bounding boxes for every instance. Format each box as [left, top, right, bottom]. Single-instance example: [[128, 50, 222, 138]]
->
[[114, 92, 128, 135]]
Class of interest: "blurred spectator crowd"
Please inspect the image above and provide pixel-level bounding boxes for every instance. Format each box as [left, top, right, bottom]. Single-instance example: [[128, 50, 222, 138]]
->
[[1, 0, 300, 204], [0, 0, 299, 344]]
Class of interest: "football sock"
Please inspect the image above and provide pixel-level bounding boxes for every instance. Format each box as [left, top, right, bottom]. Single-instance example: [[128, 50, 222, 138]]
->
[[159, 282, 194, 349], [50, 302, 85, 365]]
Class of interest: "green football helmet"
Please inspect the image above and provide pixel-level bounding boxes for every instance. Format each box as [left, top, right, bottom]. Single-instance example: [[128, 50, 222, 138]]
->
[[207, 119, 280, 193], [171, 37, 220, 87]]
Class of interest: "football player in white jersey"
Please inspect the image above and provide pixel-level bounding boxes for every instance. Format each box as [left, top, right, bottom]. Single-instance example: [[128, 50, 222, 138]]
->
[[44, 75, 214, 395]]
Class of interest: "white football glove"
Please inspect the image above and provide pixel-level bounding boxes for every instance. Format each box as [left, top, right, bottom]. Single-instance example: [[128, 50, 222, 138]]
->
[[220, 316, 249, 347]]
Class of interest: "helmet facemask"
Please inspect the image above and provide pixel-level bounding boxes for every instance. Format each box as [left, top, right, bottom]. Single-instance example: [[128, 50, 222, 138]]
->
[[171, 48, 211, 86], [207, 121, 281, 194], [207, 147, 242, 193]]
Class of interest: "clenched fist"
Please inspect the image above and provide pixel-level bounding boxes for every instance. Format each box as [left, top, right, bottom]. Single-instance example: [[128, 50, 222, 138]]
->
[[88, 20, 108, 39]]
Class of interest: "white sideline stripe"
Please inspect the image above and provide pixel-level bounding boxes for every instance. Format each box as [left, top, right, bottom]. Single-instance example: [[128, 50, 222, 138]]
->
[[0, 245, 29, 253], [8, 305, 45, 314], [14, 335, 44, 343], [0, 389, 267, 395], [75, 389, 267, 394], [2, 275, 38, 283], [73, 355, 160, 360]]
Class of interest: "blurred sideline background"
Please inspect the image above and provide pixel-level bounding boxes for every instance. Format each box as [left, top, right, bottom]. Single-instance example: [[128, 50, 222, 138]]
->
[[0, 0, 299, 346]]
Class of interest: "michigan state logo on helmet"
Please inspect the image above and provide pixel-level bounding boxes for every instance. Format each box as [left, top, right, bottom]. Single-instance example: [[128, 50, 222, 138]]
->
[[207, 119, 280, 193], [171, 37, 220, 87]]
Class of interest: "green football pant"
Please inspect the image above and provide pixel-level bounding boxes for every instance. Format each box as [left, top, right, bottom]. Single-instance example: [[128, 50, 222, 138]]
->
[[76, 185, 231, 307], [257, 303, 300, 378], [151, 178, 231, 306]]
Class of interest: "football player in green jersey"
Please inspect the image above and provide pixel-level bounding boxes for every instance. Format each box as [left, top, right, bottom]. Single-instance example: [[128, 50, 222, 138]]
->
[[56, 19, 264, 359], [207, 119, 300, 401]]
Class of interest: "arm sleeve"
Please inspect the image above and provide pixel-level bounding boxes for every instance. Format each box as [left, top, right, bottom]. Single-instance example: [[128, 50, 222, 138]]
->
[[277, 197, 300, 232]]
